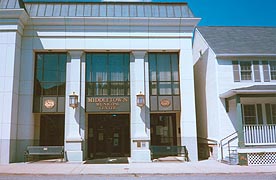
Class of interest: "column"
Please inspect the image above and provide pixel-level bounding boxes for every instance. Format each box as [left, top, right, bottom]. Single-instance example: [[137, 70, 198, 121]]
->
[[236, 95, 245, 148], [0, 10, 28, 164], [179, 49, 198, 161], [65, 51, 84, 162], [130, 51, 151, 162]]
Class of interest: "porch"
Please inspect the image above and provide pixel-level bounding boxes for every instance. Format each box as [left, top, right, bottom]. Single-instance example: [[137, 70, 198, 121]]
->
[[220, 85, 276, 165], [244, 124, 276, 145]]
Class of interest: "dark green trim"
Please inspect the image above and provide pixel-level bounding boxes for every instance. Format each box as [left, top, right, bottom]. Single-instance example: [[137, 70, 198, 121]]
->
[[236, 95, 245, 148], [239, 94, 276, 98]]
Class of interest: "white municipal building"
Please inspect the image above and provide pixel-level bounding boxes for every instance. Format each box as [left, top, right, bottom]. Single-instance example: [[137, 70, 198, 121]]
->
[[0, 0, 200, 163]]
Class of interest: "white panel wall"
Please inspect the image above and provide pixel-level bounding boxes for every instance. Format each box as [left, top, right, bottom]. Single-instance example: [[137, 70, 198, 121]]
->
[[0, 30, 22, 163]]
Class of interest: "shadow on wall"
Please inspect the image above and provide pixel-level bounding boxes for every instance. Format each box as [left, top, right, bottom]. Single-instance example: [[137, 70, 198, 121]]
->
[[194, 48, 210, 160]]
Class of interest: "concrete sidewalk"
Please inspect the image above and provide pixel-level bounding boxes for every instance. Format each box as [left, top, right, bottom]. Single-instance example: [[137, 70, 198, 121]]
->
[[0, 160, 275, 175]]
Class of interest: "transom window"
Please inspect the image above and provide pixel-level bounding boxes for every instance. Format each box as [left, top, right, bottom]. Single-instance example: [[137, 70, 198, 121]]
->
[[34, 53, 67, 96], [269, 61, 276, 80], [240, 61, 252, 80], [149, 53, 179, 95], [86, 53, 130, 96]]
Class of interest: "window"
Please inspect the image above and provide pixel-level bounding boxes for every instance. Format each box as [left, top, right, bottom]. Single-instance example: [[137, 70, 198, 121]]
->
[[34, 53, 67, 96], [243, 105, 257, 125], [149, 53, 179, 95], [272, 105, 276, 124], [266, 104, 276, 124], [86, 53, 130, 96], [240, 61, 252, 80], [233, 61, 261, 82], [150, 114, 177, 146], [269, 61, 276, 80]]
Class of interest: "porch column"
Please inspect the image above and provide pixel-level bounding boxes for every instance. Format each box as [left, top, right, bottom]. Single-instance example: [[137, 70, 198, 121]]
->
[[236, 95, 245, 147], [65, 51, 84, 162], [130, 51, 151, 162]]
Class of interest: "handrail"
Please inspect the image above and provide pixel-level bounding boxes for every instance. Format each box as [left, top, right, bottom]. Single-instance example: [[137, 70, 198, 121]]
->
[[220, 131, 238, 162], [219, 131, 238, 145], [197, 137, 218, 145], [227, 135, 238, 164]]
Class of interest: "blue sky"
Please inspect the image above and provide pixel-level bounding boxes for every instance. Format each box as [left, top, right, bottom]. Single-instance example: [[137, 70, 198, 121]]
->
[[185, 0, 276, 26]]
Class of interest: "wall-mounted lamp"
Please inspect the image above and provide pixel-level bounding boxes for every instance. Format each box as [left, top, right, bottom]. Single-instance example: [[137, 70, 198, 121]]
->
[[69, 92, 78, 109], [136, 91, 145, 108]]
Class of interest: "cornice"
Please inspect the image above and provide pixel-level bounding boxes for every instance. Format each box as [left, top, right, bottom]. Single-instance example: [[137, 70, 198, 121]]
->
[[0, 9, 29, 34]]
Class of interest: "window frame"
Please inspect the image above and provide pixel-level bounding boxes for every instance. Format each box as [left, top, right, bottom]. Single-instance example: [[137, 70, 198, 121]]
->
[[85, 53, 130, 97], [239, 61, 253, 81], [149, 53, 180, 96], [269, 61, 276, 81], [243, 104, 257, 125], [34, 52, 67, 96]]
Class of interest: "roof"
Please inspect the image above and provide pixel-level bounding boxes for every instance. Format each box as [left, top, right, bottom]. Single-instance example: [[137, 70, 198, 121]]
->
[[220, 85, 276, 98], [1, 0, 195, 18], [197, 26, 276, 56], [0, 0, 25, 8]]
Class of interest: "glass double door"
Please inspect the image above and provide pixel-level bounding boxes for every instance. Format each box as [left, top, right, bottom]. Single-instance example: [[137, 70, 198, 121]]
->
[[88, 114, 130, 159]]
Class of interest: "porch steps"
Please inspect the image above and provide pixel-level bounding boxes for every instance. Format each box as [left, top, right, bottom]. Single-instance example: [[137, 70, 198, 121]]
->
[[222, 146, 238, 165]]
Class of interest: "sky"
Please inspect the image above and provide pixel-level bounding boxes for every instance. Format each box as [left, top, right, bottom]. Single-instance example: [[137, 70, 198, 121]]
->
[[184, 0, 276, 26]]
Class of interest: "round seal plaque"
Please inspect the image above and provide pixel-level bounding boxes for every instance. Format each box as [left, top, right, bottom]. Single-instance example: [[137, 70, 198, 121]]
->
[[44, 99, 55, 109], [160, 99, 171, 107]]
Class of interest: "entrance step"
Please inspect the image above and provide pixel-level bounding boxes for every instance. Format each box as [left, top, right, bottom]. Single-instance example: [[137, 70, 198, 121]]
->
[[153, 156, 185, 163], [84, 157, 129, 164]]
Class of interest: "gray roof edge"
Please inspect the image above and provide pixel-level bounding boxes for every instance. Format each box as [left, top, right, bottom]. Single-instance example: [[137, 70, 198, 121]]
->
[[220, 85, 276, 98], [216, 54, 276, 58]]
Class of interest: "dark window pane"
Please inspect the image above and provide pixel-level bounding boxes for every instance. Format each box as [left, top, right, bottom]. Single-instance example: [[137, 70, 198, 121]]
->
[[34, 53, 67, 96], [42, 82, 58, 95], [240, 61, 252, 80], [159, 82, 172, 95], [172, 82, 180, 95], [270, 61, 276, 80], [110, 82, 125, 95], [149, 53, 179, 96], [243, 105, 256, 125], [95, 82, 108, 96], [86, 53, 130, 96], [91, 54, 108, 82], [110, 54, 125, 81], [157, 54, 171, 81], [149, 54, 157, 81], [150, 82, 157, 95], [58, 83, 66, 95], [171, 54, 179, 81], [272, 104, 276, 124]]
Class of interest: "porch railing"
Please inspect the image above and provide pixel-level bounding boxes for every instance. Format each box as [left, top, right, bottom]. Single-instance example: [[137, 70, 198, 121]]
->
[[244, 125, 276, 145]]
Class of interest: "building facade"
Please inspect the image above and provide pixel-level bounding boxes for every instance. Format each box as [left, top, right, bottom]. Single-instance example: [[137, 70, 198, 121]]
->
[[0, 0, 200, 163], [193, 26, 276, 165]]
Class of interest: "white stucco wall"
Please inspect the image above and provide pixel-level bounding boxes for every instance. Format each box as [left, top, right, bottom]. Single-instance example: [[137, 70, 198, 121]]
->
[[193, 29, 220, 142], [0, 29, 22, 163]]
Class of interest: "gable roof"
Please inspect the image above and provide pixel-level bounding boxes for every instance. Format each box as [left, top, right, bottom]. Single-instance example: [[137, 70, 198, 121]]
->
[[197, 26, 276, 56]]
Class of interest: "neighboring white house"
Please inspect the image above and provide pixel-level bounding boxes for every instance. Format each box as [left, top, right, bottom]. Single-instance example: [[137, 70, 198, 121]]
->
[[0, 0, 200, 164], [193, 26, 276, 165]]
